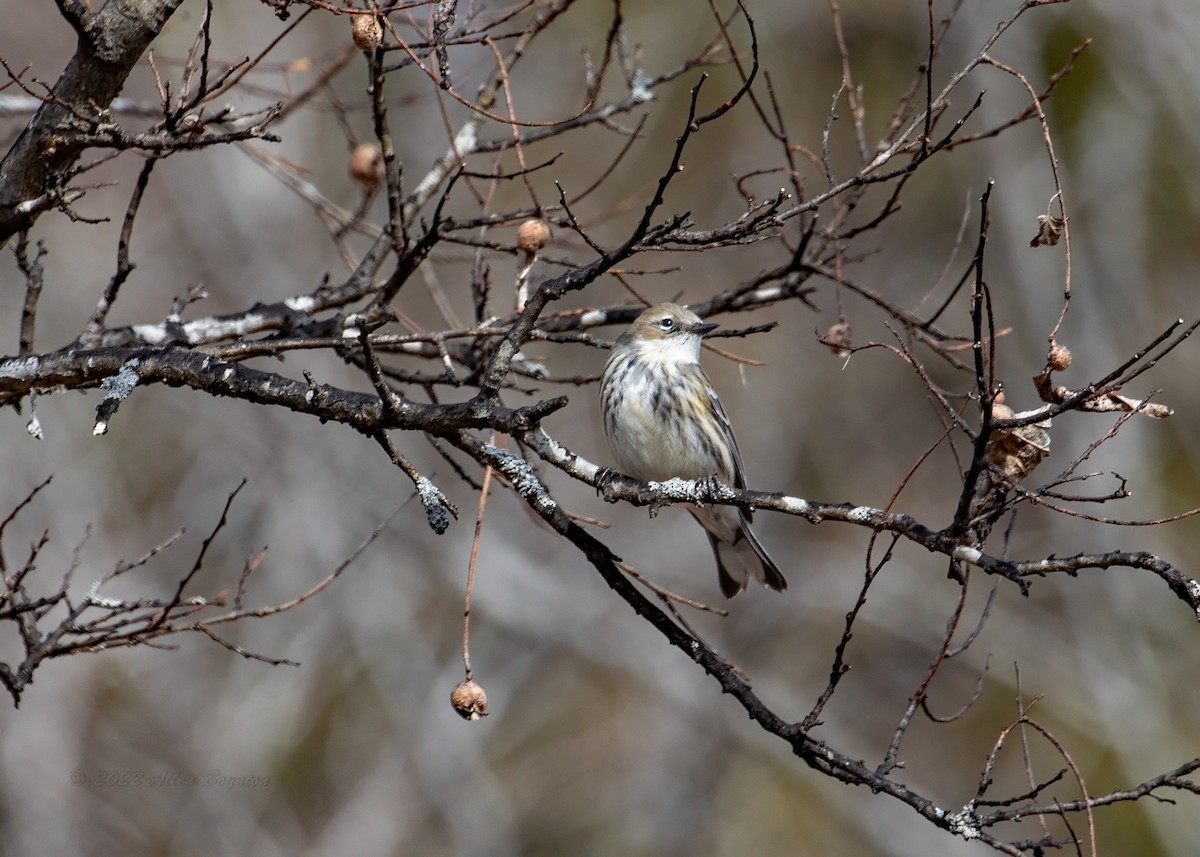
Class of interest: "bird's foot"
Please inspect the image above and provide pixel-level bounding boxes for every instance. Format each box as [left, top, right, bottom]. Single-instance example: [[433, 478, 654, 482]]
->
[[596, 467, 624, 503], [697, 474, 724, 505]]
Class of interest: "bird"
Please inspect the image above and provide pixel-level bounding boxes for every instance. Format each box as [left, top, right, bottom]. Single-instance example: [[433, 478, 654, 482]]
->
[[600, 302, 787, 597]]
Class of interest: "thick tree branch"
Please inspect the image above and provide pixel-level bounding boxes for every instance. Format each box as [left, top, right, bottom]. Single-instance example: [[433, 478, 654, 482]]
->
[[0, 0, 187, 245]]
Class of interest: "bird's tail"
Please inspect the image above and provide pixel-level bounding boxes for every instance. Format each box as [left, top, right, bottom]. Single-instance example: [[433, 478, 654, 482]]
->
[[690, 507, 788, 598]]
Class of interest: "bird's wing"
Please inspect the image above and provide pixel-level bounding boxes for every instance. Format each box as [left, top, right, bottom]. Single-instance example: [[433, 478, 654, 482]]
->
[[705, 380, 748, 492]]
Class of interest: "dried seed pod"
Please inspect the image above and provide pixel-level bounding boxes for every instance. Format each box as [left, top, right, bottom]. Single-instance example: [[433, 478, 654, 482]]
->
[[516, 218, 550, 255], [823, 320, 852, 358], [352, 14, 383, 51], [1047, 343, 1072, 372], [990, 389, 1014, 420], [450, 679, 489, 721], [349, 142, 384, 188]]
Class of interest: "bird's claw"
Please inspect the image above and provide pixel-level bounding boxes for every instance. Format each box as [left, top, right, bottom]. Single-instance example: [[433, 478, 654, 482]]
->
[[596, 467, 624, 503], [697, 475, 723, 505]]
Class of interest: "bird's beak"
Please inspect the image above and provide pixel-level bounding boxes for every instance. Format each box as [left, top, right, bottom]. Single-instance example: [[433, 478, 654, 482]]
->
[[692, 321, 718, 336]]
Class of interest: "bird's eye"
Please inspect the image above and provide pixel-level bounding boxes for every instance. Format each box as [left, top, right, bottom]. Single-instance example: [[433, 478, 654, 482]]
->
[[658, 317, 676, 331]]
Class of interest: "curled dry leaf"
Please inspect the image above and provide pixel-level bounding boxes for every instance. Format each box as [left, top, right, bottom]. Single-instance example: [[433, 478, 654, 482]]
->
[[986, 412, 1051, 481], [1092, 392, 1172, 419], [1033, 367, 1173, 419], [1030, 213, 1065, 247]]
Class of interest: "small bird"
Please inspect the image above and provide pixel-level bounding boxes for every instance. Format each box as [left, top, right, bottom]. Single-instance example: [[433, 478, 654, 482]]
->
[[600, 302, 787, 598]]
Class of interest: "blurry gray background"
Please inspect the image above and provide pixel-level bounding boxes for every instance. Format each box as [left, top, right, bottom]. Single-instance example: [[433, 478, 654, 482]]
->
[[0, 0, 1198, 854]]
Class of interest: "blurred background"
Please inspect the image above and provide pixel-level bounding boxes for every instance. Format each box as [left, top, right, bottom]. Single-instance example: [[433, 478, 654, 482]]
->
[[0, 0, 1198, 854]]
